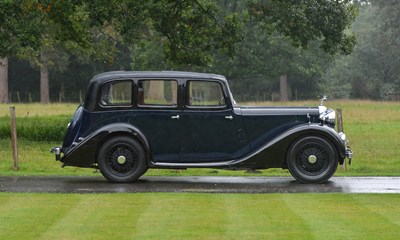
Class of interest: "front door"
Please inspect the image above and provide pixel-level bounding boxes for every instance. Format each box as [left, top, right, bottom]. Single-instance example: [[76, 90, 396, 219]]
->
[[180, 80, 250, 162]]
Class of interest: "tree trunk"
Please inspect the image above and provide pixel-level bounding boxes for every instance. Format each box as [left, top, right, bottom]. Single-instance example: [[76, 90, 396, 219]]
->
[[148, 80, 165, 101], [279, 74, 289, 102], [0, 57, 9, 103], [40, 50, 50, 103], [232, 0, 238, 12], [171, 81, 177, 103]]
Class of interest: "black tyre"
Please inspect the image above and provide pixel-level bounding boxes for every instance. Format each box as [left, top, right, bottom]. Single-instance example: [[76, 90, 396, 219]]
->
[[98, 136, 147, 183], [287, 136, 338, 183]]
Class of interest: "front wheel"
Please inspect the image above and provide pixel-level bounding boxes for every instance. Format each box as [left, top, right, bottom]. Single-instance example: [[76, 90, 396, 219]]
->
[[98, 136, 147, 183], [287, 136, 338, 183]]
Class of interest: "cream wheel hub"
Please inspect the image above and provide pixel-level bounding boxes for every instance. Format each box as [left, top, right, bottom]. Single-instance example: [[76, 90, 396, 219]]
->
[[117, 155, 126, 164], [308, 155, 317, 164]]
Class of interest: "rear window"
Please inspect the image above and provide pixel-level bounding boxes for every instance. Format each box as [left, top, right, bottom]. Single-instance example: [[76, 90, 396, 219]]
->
[[100, 81, 132, 106]]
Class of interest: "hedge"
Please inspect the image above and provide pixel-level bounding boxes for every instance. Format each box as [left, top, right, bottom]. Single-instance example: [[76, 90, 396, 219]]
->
[[0, 116, 71, 141]]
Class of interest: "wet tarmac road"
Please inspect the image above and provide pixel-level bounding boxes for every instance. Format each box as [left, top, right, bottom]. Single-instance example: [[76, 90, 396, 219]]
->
[[1, 176, 399, 194]]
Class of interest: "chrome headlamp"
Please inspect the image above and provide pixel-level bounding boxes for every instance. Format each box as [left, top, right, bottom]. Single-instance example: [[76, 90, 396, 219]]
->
[[319, 106, 336, 126]]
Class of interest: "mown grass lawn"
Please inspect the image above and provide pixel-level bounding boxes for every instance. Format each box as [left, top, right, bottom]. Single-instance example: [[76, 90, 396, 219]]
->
[[0, 193, 399, 240]]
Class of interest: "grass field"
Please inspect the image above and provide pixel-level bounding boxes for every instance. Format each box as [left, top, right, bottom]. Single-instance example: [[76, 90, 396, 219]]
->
[[0, 193, 399, 240], [1, 100, 399, 177], [0, 103, 78, 117]]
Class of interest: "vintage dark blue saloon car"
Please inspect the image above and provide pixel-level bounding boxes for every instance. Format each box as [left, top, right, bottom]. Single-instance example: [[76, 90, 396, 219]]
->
[[51, 71, 352, 183]]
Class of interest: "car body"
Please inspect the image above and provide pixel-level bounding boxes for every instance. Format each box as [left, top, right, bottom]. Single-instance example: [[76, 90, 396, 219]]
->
[[51, 71, 352, 183]]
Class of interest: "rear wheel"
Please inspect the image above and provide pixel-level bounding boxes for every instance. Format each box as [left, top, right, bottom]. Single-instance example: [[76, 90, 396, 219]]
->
[[287, 136, 338, 183], [98, 136, 147, 183]]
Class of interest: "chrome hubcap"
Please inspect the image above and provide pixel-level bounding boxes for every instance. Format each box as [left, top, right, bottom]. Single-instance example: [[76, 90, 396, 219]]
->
[[117, 155, 126, 165], [308, 155, 317, 164]]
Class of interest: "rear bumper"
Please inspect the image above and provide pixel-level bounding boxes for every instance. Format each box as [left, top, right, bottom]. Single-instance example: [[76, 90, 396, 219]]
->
[[50, 147, 63, 161]]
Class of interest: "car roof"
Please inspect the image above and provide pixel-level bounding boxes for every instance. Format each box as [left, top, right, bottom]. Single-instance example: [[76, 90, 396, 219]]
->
[[90, 71, 227, 84], [83, 71, 229, 111]]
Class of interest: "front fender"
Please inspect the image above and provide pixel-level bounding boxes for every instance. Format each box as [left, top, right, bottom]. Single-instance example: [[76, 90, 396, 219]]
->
[[239, 124, 347, 169], [62, 123, 151, 167]]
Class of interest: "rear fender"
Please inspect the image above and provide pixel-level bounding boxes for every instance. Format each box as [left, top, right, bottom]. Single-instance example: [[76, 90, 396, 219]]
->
[[62, 123, 151, 167]]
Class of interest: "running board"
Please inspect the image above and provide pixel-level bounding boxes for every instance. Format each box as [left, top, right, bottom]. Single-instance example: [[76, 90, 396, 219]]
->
[[152, 161, 234, 168]]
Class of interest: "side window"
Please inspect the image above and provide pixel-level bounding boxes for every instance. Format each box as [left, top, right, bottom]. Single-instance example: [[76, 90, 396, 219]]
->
[[138, 80, 178, 106], [188, 81, 226, 107], [100, 81, 132, 106]]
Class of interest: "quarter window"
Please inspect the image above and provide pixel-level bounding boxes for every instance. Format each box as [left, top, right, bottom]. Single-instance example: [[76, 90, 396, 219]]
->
[[138, 80, 178, 106], [100, 81, 132, 106], [188, 81, 226, 107]]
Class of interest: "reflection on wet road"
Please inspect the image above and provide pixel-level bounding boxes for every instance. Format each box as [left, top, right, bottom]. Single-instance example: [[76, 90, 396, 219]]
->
[[0, 176, 399, 194]]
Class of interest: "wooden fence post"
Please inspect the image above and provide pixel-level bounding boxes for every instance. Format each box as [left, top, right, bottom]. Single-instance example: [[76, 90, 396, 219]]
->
[[9, 106, 19, 171], [336, 108, 343, 133], [336, 108, 346, 171]]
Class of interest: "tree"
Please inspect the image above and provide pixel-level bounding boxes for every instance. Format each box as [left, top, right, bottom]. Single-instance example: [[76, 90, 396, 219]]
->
[[3, 0, 358, 102], [249, 0, 358, 54], [210, 24, 333, 101], [0, 57, 8, 103], [0, 1, 42, 103], [131, 0, 356, 101], [17, 1, 116, 103], [322, 1, 400, 99], [86, 0, 243, 66], [3, 0, 242, 103], [359, 0, 400, 99]]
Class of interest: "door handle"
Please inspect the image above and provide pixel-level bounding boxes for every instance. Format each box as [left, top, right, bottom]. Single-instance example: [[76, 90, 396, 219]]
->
[[225, 115, 233, 120], [171, 115, 180, 120]]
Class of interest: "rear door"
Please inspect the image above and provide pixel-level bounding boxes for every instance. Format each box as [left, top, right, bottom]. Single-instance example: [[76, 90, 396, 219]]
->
[[132, 79, 182, 163]]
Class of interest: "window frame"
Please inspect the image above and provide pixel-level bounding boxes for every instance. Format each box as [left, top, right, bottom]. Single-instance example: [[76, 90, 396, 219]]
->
[[136, 79, 179, 109], [98, 79, 134, 109], [185, 80, 228, 110]]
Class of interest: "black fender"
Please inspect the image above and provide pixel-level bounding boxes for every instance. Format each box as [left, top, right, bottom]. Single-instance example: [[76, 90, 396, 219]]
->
[[62, 123, 152, 167], [235, 124, 346, 169]]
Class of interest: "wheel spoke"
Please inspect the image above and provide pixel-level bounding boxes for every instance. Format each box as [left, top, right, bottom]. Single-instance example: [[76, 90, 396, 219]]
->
[[98, 137, 147, 183], [296, 143, 329, 176], [106, 144, 138, 176], [288, 136, 338, 183]]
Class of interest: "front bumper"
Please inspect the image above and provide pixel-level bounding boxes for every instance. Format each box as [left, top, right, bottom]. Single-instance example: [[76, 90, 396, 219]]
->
[[346, 146, 353, 165], [338, 132, 353, 165]]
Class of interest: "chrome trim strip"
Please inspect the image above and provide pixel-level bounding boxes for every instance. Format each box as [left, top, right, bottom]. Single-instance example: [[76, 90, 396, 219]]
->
[[241, 107, 319, 116]]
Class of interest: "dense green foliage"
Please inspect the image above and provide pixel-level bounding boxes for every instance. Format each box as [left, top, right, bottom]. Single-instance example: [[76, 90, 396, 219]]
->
[[248, 0, 357, 55], [0, 1, 42, 57], [4, 1, 399, 102], [2, 0, 360, 102], [321, 0, 400, 100], [0, 116, 69, 141]]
